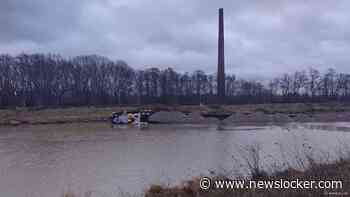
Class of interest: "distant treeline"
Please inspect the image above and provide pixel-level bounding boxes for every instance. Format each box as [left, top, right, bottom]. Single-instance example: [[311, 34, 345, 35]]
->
[[0, 53, 349, 107]]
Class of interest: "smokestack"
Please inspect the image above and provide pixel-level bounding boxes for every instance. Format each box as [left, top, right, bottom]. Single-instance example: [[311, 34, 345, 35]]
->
[[217, 8, 225, 104]]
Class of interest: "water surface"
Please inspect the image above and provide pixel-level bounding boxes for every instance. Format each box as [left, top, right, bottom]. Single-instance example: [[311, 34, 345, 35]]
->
[[0, 122, 349, 197]]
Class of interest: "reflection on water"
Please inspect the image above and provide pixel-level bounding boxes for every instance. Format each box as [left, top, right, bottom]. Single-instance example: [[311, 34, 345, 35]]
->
[[0, 122, 350, 196]]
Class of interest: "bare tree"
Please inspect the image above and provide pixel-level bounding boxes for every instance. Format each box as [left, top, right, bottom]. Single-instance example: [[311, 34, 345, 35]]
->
[[1, 53, 350, 107]]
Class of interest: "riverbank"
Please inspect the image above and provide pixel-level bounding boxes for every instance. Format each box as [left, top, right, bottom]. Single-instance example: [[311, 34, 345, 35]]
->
[[145, 158, 350, 197], [61, 153, 350, 197], [2, 102, 350, 126]]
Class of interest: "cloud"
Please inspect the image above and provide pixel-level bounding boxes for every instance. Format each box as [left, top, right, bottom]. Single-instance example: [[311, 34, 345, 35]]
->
[[1, 0, 350, 78]]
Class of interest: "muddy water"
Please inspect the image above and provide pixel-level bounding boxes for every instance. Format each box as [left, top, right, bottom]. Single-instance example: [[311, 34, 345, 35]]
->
[[0, 122, 350, 197]]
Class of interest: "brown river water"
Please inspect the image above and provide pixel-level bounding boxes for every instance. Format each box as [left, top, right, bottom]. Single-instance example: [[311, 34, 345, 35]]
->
[[0, 122, 350, 197]]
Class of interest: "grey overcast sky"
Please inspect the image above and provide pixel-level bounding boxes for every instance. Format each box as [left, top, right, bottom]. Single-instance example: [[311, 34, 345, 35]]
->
[[1, 0, 350, 78]]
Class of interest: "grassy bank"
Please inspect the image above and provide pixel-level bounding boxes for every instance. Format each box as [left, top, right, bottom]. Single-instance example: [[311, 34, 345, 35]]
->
[[61, 144, 350, 197], [0, 106, 126, 126], [144, 142, 350, 197], [2, 102, 350, 126], [61, 158, 350, 197], [145, 159, 350, 197]]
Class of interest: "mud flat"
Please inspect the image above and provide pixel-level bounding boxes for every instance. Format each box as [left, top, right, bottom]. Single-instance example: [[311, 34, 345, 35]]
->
[[150, 111, 350, 125], [149, 111, 219, 124], [1, 103, 350, 126]]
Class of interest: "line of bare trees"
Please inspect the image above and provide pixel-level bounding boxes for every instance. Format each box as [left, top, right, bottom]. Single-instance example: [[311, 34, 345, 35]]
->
[[1, 53, 350, 107]]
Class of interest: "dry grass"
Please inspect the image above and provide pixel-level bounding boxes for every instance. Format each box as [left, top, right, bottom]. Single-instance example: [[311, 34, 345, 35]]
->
[[59, 136, 350, 197], [144, 160, 350, 197], [145, 144, 350, 197], [61, 158, 350, 197]]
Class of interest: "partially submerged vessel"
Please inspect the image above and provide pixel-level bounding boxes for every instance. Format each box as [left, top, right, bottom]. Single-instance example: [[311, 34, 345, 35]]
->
[[111, 110, 153, 128]]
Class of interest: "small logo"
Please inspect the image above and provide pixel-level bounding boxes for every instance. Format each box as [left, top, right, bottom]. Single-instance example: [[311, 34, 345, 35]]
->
[[199, 177, 211, 190]]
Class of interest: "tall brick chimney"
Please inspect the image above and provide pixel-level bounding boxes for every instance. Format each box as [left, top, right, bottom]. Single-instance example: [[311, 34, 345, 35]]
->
[[217, 8, 225, 104]]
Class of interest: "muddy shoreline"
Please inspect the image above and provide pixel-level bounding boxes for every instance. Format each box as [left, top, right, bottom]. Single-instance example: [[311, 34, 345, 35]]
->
[[1, 103, 350, 126], [149, 111, 350, 124]]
